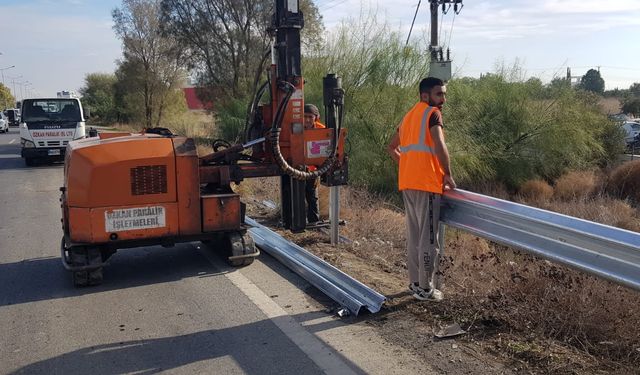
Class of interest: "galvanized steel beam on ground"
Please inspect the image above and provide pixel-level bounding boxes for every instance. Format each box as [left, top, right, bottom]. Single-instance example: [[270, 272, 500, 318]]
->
[[245, 217, 386, 316], [441, 189, 640, 291]]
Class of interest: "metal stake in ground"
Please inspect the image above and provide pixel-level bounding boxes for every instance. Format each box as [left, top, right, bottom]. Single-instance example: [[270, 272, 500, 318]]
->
[[330, 186, 340, 245]]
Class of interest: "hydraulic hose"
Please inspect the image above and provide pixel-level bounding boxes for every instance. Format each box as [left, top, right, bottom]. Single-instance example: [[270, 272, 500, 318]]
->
[[244, 80, 270, 143], [270, 81, 339, 180]]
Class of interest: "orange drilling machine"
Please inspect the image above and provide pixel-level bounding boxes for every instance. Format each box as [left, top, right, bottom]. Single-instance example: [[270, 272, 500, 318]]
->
[[60, 0, 348, 286]]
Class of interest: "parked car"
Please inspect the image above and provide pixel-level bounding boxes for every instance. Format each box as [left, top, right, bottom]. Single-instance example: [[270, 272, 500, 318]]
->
[[622, 121, 640, 150], [609, 113, 630, 123], [0, 113, 8, 133], [4, 108, 20, 126]]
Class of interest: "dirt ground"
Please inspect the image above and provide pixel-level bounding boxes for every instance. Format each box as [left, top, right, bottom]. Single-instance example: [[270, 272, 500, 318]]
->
[[241, 178, 640, 375]]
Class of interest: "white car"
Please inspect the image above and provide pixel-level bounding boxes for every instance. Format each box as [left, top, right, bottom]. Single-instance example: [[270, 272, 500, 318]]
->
[[0, 113, 8, 133], [622, 121, 640, 147]]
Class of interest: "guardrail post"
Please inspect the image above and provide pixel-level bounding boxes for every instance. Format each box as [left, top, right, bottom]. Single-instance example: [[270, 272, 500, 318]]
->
[[329, 186, 340, 245]]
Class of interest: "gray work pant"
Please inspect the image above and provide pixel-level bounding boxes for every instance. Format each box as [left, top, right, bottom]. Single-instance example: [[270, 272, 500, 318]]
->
[[402, 189, 442, 291]]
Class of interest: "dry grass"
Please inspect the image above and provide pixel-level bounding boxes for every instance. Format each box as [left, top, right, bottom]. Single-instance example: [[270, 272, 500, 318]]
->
[[465, 180, 511, 200], [108, 112, 216, 156], [443, 247, 640, 370], [341, 184, 638, 371], [519, 179, 554, 202], [108, 111, 215, 140], [554, 171, 598, 201], [598, 97, 621, 115], [109, 122, 138, 133], [163, 111, 215, 139], [242, 170, 640, 373], [337, 189, 408, 274], [607, 160, 640, 203], [545, 198, 640, 232]]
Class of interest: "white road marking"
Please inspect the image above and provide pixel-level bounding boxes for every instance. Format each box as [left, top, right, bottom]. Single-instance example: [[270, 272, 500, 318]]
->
[[197, 246, 357, 374], [9, 139, 16, 144], [224, 269, 357, 375]]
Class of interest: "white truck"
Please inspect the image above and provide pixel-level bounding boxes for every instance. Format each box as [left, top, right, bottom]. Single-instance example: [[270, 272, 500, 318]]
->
[[20, 91, 88, 166]]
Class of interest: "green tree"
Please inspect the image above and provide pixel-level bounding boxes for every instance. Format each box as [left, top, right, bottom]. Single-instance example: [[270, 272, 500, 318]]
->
[[622, 97, 640, 116], [301, 12, 434, 193], [548, 77, 570, 91], [79, 73, 117, 122], [446, 74, 619, 188], [0, 83, 15, 109], [578, 68, 605, 94], [160, 0, 324, 99], [603, 87, 629, 98], [113, 0, 187, 128], [113, 57, 187, 126], [629, 82, 640, 97], [303, 14, 617, 191]]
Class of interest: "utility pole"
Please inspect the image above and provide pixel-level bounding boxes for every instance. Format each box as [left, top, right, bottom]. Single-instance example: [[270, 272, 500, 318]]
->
[[8, 75, 22, 100], [428, 0, 463, 81], [0, 65, 15, 86], [566, 67, 581, 87]]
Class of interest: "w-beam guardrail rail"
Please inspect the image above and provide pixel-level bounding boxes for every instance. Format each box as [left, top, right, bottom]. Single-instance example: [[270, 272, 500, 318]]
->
[[441, 189, 640, 291], [245, 217, 386, 316]]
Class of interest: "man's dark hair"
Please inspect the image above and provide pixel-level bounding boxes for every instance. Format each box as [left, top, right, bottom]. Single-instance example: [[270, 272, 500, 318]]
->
[[419, 77, 445, 94], [304, 104, 320, 118]]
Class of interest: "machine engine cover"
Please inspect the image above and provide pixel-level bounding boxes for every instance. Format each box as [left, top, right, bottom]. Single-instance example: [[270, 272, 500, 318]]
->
[[64, 134, 177, 208]]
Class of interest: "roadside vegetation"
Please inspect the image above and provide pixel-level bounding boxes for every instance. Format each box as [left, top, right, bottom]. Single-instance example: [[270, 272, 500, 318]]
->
[[244, 162, 640, 373], [214, 13, 625, 194], [82, 1, 640, 372], [232, 7, 639, 374], [0, 83, 16, 109]]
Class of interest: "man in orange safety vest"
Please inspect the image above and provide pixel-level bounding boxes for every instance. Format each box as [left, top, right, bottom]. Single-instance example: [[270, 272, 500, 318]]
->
[[304, 104, 326, 225], [387, 77, 456, 301]]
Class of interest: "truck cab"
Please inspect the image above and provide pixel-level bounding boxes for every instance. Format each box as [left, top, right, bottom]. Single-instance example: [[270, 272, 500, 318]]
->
[[20, 94, 87, 166]]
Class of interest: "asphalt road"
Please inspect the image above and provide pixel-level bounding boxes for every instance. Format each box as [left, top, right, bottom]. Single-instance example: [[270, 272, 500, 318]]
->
[[0, 128, 432, 375]]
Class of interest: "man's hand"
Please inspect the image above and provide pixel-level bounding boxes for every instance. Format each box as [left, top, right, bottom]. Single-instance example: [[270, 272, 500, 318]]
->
[[387, 128, 401, 164], [443, 174, 456, 191]]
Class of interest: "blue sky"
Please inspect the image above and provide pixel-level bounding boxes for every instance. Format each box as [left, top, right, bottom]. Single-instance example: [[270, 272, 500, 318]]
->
[[1, 0, 639, 98]]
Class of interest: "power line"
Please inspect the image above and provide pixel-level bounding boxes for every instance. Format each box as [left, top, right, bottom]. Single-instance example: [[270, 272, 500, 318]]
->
[[318, 0, 338, 7], [446, 9, 456, 49], [322, 1, 348, 11], [319, 0, 347, 11], [406, 0, 422, 46]]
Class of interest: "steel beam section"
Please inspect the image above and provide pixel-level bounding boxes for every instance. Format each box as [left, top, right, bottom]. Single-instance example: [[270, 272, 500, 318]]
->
[[245, 217, 386, 316], [441, 189, 640, 291]]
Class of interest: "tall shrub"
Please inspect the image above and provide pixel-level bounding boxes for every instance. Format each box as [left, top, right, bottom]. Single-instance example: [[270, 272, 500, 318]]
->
[[445, 74, 618, 188], [303, 13, 431, 194]]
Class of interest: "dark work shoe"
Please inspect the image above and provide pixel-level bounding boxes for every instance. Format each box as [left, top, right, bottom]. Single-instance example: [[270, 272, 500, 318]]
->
[[409, 283, 420, 294]]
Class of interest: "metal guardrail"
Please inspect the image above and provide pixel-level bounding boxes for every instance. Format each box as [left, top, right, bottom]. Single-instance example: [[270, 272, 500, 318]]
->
[[619, 153, 640, 162], [441, 189, 640, 291], [245, 217, 386, 316]]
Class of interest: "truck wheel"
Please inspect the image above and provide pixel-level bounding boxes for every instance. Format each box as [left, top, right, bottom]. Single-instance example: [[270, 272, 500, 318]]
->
[[24, 158, 35, 167], [72, 268, 103, 287], [226, 231, 257, 267], [88, 267, 103, 286], [69, 247, 104, 287], [72, 271, 89, 287]]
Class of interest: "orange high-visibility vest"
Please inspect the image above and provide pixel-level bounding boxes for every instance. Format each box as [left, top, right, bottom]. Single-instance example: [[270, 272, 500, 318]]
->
[[307, 120, 327, 172], [398, 101, 445, 194]]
